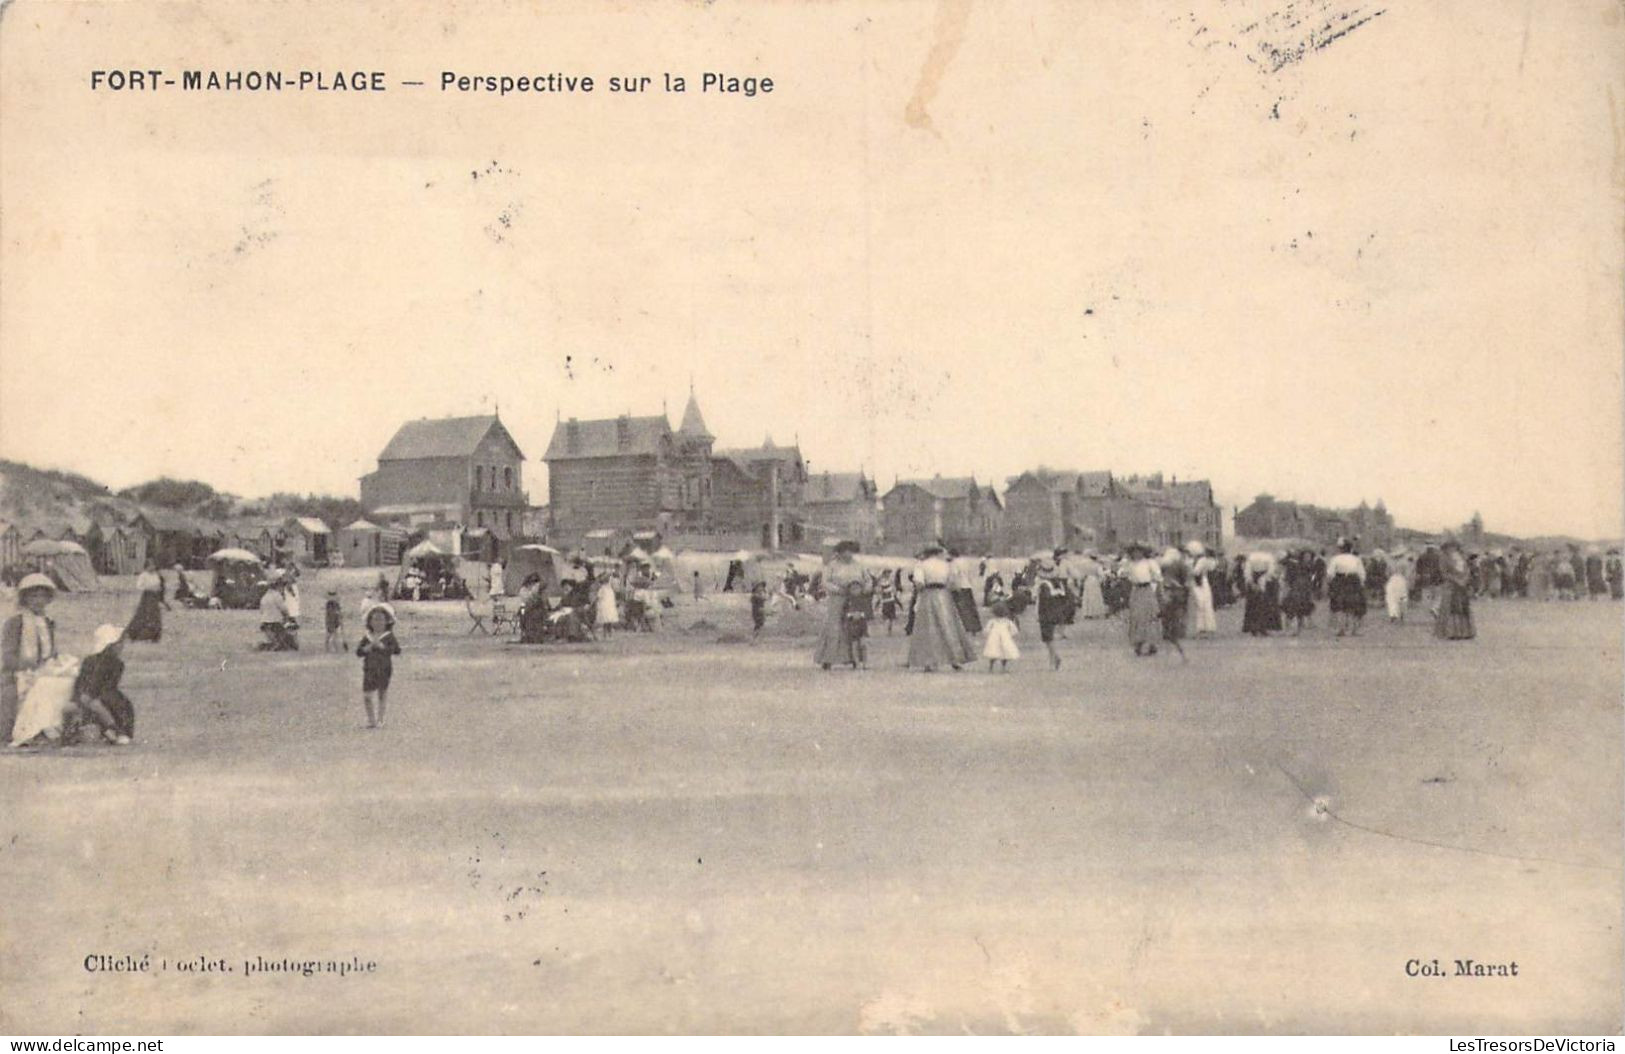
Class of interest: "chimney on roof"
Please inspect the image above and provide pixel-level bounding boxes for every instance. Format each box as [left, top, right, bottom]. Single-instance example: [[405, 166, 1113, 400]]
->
[[566, 418, 581, 454]]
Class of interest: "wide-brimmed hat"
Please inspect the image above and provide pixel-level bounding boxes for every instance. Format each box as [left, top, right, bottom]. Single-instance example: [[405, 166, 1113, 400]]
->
[[16, 573, 56, 596], [92, 624, 124, 653], [1184, 540, 1206, 557], [362, 601, 396, 625], [833, 540, 861, 555]]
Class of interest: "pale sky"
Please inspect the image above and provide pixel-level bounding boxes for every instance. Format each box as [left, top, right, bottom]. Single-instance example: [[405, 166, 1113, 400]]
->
[[2, 0, 1621, 537]]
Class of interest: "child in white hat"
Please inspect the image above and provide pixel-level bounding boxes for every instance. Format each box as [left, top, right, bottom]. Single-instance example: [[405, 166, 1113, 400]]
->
[[73, 624, 134, 745]]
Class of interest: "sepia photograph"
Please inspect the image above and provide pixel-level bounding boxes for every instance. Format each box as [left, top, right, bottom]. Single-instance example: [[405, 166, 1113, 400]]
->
[[0, 0, 1621, 1038]]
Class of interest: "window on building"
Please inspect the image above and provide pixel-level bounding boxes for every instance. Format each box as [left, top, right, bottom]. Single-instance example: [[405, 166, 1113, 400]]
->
[[504, 466, 513, 491], [475, 466, 483, 490], [506, 511, 513, 532], [477, 511, 485, 527]]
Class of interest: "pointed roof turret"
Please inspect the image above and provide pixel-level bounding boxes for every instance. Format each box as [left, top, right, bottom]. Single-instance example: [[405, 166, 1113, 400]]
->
[[678, 385, 712, 439]]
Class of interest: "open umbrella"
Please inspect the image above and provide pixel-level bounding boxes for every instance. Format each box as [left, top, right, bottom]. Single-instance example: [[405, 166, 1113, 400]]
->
[[22, 539, 88, 557], [404, 539, 446, 561], [207, 548, 263, 564]]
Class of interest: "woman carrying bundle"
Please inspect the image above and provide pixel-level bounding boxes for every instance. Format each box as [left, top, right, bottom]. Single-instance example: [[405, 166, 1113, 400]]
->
[[814, 541, 865, 670], [1241, 551, 1282, 637], [1157, 548, 1190, 660], [1185, 542, 1218, 637], [1325, 539, 1368, 637], [1434, 539, 1476, 640]]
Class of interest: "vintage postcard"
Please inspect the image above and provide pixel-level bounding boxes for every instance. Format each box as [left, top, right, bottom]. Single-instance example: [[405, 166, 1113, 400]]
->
[[0, 0, 1620, 1037]]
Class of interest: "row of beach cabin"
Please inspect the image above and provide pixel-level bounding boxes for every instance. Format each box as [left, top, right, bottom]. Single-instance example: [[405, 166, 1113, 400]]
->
[[0, 513, 418, 576]]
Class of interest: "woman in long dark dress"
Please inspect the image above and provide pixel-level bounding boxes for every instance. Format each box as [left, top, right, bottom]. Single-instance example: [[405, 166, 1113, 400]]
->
[[126, 559, 167, 642], [948, 551, 982, 635], [1158, 550, 1190, 659], [1585, 549, 1607, 599], [1325, 541, 1369, 637], [1210, 554, 1233, 609], [1434, 540, 1476, 640], [1280, 550, 1316, 636], [1241, 551, 1282, 637]]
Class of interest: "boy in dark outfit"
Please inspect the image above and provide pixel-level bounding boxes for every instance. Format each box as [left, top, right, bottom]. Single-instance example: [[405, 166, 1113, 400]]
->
[[750, 582, 768, 639]]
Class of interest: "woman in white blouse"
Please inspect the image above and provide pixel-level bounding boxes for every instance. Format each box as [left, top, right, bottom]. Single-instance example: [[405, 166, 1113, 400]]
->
[[905, 546, 974, 672], [1123, 544, 1164, 656]]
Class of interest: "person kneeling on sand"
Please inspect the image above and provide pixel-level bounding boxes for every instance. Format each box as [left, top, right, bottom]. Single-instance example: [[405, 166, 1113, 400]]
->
[[73, 624, 135, 745]]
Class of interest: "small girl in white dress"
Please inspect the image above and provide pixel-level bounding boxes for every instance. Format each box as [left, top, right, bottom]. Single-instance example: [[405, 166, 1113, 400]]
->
[[982, 602, 1020, 672]]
